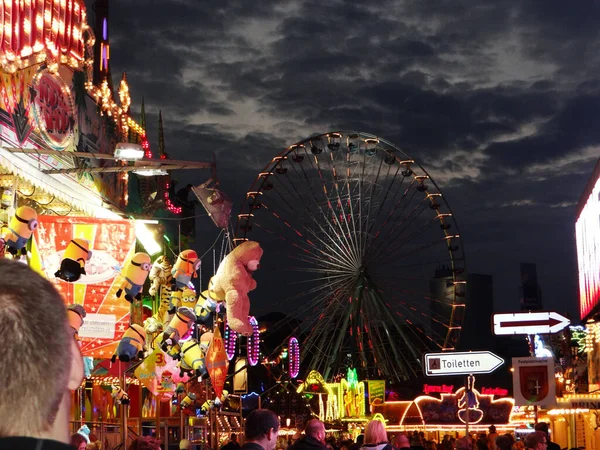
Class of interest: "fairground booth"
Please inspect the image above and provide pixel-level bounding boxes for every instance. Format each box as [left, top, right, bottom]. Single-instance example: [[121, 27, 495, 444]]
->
[[0, 2, 241, 450]]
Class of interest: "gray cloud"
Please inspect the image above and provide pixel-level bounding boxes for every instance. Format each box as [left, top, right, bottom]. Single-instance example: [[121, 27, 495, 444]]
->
[[104, 0, 600, 320]]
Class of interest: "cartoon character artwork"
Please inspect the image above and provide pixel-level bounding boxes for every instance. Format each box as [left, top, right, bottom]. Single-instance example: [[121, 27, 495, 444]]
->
[[55, 239, 92, 282], [67, 304, 87, 341], [116, 252, 151, 302], [148, 255, 173, 296], [112, 324, 147, 362], [171, 249, 200, 290], [0, 206, 38, 258], [209, 240, 263, 335]]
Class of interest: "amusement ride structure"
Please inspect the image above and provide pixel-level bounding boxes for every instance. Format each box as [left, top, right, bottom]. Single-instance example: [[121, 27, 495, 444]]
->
[[235, 131, 467, 383]]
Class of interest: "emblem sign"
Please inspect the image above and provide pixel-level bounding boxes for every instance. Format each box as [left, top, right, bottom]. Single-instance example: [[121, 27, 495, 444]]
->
[[512, 357, 556, 406], [31, 69, 75, 150]]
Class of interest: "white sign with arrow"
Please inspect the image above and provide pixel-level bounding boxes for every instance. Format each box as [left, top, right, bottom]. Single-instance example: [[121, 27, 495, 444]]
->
[[423, 351, 505, 377], [493, 311, 570, 336]]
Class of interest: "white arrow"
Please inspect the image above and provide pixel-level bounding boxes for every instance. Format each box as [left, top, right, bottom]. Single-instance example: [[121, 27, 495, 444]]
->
[[423, 351, 504, 377], [493, 311, 570, 336]]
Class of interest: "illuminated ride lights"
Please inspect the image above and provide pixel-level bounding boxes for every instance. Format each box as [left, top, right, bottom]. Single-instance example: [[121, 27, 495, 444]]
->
[[288, 336, 300, 378], [224, 319, 237, 361], [0, 0, 87, 73], [247, 316, 260, 366]]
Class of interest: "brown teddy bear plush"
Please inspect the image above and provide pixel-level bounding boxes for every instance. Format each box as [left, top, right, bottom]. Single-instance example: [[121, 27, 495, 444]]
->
[[210, 240, 263, 335]]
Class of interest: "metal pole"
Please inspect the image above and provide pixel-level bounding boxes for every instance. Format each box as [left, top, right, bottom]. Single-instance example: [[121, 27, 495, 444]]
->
[[121, 365, 128, 449], [465, 376, 469, 438]]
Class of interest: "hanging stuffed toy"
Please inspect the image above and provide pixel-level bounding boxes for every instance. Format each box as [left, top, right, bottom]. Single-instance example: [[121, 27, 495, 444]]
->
[[112, 324, 147, 362], [67, 304, 87, 341], [180, 392, 196, 409], [111, 386, 130, 405], [180, 287, 199, 310], [177, 338, 207, 378], [209, 240, 263, 335], [171, 249, 200, 290], [148, 255, 173, 296], [55, 239, 92, 282], [160, 307, 196, 352], [116, 252, 151, 302], [0, 205, 38, 258], [168, 289, 182, 315]]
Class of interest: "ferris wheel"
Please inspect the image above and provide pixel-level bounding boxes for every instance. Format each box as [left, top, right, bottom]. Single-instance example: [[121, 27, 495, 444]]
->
[[234, 131, 467, 382]]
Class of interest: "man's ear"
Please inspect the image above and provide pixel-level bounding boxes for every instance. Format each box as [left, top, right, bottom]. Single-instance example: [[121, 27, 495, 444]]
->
[[67, 338, 85, 390]]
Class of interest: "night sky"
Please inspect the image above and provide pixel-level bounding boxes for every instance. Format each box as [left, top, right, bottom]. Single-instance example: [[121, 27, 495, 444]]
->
[[106, 1, 600, 323]]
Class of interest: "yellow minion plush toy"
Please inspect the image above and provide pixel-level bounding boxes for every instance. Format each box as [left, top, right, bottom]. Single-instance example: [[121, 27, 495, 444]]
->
[[178, 338, 207, 378], [55, 239, 92, 282], [116, 252, 151, 302], [180, 392, 196, 409], [67, 304, 87, 341], [111, 386, 130, 405], [180, 288, 199, 310], [168, 289, 182, 314], [160, 307, 196, 351], [1, 205, 38, 257], [171, 249, 200, 289], [112, 324, 147, 362]]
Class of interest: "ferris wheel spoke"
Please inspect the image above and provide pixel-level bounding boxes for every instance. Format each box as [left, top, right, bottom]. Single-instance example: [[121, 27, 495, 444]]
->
[[281, 160, 363, 270], [305, 149, 362, 270], [254, 204, 358, 273], [360, 162, 403, 257], [365, 288, 421, 378], [264, 161, 361, 269], [366, 196, 432, 263]]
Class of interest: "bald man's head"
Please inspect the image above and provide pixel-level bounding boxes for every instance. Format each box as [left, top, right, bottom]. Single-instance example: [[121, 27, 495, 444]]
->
[[305, 419, 326, 443]]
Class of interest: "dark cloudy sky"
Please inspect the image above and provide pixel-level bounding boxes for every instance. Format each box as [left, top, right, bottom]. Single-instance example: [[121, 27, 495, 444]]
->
[[106, 0, 600, 322]]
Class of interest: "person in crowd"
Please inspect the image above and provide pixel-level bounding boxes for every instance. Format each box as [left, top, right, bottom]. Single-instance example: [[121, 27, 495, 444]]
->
[[359, 420, 393, 450], [534, 423, 559, 450], [488, 427, 498, 450], [0, 259, 84, 450], [289, 419, 328, 450], [222, 435, 241, 450], [180, 439, 191, 450], [128, 436, 162, 450], [495, 435, 515, 450], [424, 441, 437, 450], [476, 437, 488, 450], [410, 434, 425, 450], [524, 432, 547, 450], [71, 433, 88, 450], [349, 436, 365, 450], [241, 409, 280, 450], [393, 434, 410, 450], [456, 437, 473, 450]]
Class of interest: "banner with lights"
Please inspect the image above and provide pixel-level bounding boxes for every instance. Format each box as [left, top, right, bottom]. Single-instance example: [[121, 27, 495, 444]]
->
[[30, 215, 136, 357]]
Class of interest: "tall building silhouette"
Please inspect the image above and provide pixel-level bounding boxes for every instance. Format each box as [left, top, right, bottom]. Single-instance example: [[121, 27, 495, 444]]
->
[[520, 262, 543, 311]]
